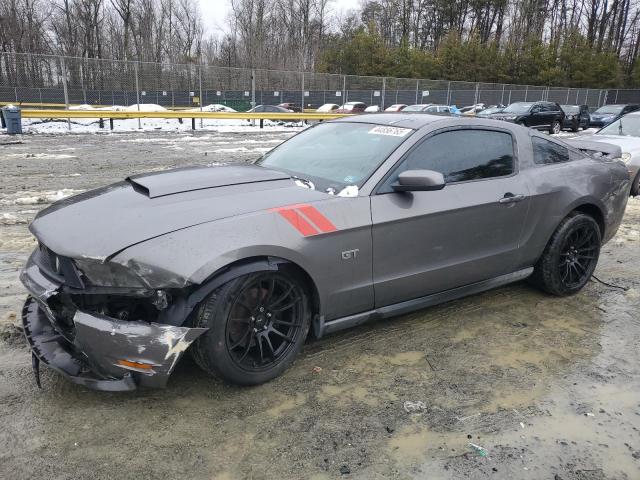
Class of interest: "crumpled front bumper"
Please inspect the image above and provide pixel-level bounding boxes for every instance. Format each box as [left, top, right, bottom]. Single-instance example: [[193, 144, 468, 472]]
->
[[20, 254, 207, 391]]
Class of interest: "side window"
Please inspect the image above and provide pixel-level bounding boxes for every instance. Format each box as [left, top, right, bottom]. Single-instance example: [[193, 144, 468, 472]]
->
[[532, 136, 570, 165], [425, 106, 437, 113], [380, 129, 514, 192]]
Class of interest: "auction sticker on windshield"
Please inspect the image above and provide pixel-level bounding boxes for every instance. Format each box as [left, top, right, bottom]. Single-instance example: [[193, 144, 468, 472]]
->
[[368, 126, 412, 137]]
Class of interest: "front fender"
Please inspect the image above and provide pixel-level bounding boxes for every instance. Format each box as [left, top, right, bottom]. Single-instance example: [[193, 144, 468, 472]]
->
[[112, 197, 374, 325]]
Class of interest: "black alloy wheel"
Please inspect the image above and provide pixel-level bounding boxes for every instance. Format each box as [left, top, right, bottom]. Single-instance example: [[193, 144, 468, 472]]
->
[[226, 275, 305, 372], [557, 225, 599, 289], [529, 213, 601, 296], [191, 270, 311, 385]]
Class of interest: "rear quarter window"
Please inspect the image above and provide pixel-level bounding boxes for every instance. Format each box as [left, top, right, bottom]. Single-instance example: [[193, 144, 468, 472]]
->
[[532, 136, 570, 165]]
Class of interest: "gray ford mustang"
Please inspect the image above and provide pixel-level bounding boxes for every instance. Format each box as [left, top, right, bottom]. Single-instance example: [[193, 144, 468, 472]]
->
[[20, 114, 631, 391]]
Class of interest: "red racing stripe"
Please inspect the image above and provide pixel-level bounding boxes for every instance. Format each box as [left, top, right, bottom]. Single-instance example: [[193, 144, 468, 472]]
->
[[272, 207, 319, 236], [296, 205, 337, 233]]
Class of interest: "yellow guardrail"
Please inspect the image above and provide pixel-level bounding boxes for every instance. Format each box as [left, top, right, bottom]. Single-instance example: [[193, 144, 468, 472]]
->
[[20, 109, 351, 120]]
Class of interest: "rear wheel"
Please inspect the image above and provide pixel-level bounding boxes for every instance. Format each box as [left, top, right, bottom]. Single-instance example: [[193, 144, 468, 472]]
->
[[550, 120, 561, 134], [191, 271, 311, 385], [529, 213, 601, 296]]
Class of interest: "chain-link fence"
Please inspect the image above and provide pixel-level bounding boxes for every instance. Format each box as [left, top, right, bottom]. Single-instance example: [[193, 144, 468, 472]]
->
[[1, 51, 638, 111]]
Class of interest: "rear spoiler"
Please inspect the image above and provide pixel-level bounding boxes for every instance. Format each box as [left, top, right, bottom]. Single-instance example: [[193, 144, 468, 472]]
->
[[565, 139, 622, 160]]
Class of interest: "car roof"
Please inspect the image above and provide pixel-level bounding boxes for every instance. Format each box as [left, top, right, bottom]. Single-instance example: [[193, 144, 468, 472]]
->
[[333, 113, 449, 129]]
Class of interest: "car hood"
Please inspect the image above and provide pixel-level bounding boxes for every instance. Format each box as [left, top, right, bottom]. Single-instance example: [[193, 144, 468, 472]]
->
[[30, 164, 331, 261], [577, 134, 640, 154]]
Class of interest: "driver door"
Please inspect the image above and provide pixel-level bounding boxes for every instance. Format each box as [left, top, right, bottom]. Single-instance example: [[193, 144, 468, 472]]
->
[[370, 127, 531, 307]]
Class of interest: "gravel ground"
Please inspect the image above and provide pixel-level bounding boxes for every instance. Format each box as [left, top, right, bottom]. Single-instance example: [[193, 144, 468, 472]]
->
[[1, 130, 639, 480]]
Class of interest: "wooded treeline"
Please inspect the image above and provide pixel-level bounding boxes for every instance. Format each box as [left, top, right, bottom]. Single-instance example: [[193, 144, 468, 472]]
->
[[3, 0, 640, 88]]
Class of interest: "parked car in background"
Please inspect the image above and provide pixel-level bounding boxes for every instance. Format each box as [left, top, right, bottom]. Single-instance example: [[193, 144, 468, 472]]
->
[[384, 104, 407, 112], [247, 105, 292, 113], [335, 102, 367, 113], [316, 103, 339, 112], [20, 114, 630, 391], [278, 103, 301, 112], [485, 101, 565, 134], [589, 104, 639, 127], [365, 105, 381, 113], [578, 111, 640, 195], [476, 105, 505, 117], [560, 105, 590, 132], [404, 104, 452, 114], [460, 103, 486, 115]]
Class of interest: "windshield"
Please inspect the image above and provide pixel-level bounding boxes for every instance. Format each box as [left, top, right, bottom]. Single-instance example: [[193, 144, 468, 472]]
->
[[561, 105, 579, 114], [403, 105, 427, 111], [594, 105, 623, 115], [502, 102, 533, 114], [256, 122, 413, 191], [597, 115, 640, 137]]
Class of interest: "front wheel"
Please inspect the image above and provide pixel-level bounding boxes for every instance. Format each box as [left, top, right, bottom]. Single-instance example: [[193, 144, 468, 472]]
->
[[550, 120, 561, 134], [529, 213, 601, 296], [191, 271, 311, 385]]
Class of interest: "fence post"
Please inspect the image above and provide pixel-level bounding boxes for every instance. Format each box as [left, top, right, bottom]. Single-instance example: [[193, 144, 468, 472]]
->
[[501, 84, 505, 105], [381, 77, 385, 110], [474, 82, 479, 104], [251, 68, 256, 108], [565, 89, 570, 104], [134, 61, 141, 129], [446, 81, 451, 105], [60, 57, 71, 131], [614, 89, 619, 103], [199, 65, 204, 128], [301, 72, 305, 111], [415, 80, 419, 104], [343, 75, 347, 104], [80, 62, 87, 104], [524, 85, 528, 102], [584, 88, 589, 105], [251, 69, 256, 126]]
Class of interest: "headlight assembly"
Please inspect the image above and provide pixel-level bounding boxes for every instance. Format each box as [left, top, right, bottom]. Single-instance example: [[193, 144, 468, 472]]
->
[[74, 258, 147, 288], [621, 152, 632, 164]]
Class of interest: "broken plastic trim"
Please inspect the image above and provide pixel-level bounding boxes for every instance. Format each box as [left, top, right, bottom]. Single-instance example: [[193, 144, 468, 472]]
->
[[22, 298, 207, 391]]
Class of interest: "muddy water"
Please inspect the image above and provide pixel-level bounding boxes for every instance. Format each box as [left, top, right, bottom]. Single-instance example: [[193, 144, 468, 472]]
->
[[1, 132, 639, 479]]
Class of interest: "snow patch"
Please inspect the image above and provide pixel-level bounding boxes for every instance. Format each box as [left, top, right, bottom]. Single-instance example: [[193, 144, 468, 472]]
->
[[0, 189, 84, 206]]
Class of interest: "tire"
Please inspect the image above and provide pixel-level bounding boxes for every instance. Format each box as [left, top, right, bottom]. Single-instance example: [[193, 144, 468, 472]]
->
[[191, 270, 311, 385], [571, 121, 579, 133], [631, 172, 640, 197], [517, 120, 527, 128], [550, 120, 561, 134], [529, 213, 601, 296]]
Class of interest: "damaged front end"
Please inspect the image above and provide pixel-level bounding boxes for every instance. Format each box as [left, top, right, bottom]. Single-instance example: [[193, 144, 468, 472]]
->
[[20, 245, 207, 391]]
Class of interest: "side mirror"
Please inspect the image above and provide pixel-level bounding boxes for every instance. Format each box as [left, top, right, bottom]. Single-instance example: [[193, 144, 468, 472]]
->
[[392, 170, 446, 192]]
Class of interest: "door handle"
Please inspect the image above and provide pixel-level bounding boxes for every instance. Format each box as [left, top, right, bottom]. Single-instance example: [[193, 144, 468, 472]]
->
[[499, 193, 526, 204]]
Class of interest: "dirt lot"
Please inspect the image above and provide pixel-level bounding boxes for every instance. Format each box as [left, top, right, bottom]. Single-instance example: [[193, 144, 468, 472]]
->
[[1, 131, 639, 480]]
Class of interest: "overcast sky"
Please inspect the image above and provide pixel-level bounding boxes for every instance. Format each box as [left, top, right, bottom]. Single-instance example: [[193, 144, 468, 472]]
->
[[197, 0, 362, 36]]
